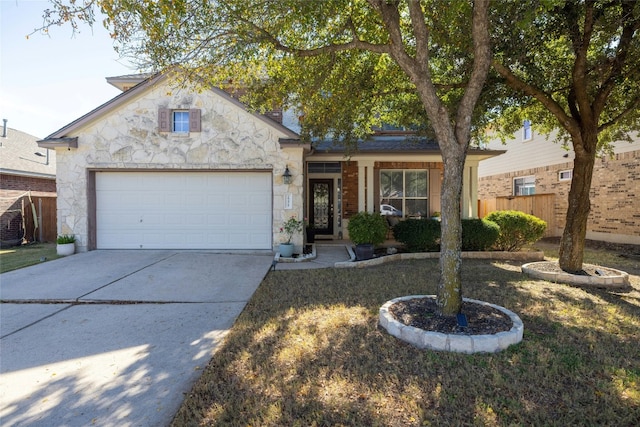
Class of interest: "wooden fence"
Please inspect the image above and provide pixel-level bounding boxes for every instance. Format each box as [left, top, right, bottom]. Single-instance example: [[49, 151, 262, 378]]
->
[[23, 196, 57, 243], [478, 193, 556, 237]]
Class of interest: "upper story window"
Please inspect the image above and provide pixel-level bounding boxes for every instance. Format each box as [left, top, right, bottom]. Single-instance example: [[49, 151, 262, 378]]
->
[[559, 170, 573, 181], [514, 175, 535, 196], [380, 169, 428, 218], [172, 111, 190, 133], [522, 120, 533, 141], [158, 108, 201, 133]]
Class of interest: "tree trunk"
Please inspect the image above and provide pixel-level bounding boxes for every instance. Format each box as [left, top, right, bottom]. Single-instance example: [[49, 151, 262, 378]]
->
[[559, 129, 597, 273], [437, 137, 467, 316]]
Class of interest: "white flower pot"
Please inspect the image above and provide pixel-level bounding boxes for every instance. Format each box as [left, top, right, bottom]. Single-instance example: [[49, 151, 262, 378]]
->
[[56, 243, 75, 256]]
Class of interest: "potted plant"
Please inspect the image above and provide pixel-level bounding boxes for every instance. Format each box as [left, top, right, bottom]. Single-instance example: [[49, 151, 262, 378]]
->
[[56, 234, 76, 256], [430, 211, 441, 221], [347, 211, 387, 260], [279, 216, 304, 257], [304, 217, 315, 243]]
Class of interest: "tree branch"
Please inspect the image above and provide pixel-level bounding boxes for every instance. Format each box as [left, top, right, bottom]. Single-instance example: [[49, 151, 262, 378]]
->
[[598, 96, 640, 132], [232, 9, 390, 57], [455, 0, 492, 143], [493, 59, 579, 136], [407, 0, 429, 67], [593, 1, 640, 118], [567, 0, 596, 128]]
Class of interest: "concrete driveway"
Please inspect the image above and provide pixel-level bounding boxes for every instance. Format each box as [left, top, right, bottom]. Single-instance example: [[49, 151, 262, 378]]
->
[[0, 250, 274, 427]]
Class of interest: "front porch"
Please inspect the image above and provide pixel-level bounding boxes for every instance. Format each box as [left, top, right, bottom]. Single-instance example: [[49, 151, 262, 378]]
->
[[303, 138, 502, 242]]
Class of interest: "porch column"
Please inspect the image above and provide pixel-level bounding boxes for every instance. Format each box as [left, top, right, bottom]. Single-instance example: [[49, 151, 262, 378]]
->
[[462, 161, 479, 218], [357, 160, 375, 212]]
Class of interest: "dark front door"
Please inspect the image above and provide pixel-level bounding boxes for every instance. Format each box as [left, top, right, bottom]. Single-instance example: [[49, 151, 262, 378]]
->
[[310, 179, 333, 236]]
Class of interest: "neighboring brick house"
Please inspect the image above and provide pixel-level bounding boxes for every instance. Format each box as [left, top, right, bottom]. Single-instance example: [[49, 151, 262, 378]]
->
[[0, 122, 56, 246], [478, 124, 640, 245], [38, 71, 503, 252]]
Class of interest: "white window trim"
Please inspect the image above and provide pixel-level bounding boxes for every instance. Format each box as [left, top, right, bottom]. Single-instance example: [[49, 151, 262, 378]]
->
[[379, 169, 429, 217], [513, 175, 536, 196], [522, 120, 533, 142], [559, 169, 573, 181]]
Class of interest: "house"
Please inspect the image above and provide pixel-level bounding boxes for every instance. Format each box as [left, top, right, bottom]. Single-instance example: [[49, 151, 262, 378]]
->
[[478, 125, 640, 245], [0, 121, 57, 246], [38, 71, 504, 252]]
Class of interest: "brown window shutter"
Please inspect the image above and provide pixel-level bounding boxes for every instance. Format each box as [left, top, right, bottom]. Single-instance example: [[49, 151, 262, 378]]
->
[[189, 109, 201, 132], [158, 108, 171, 132]]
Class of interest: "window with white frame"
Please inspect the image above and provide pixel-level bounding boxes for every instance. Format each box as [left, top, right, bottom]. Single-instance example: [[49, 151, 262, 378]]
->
[[172, 111, 190, 133], [559, 170, 573, 181], [522, 119, 532, 141], [380, 170, 428, 217], [514, 175, 535, 196], [158, 108, 201, 133]]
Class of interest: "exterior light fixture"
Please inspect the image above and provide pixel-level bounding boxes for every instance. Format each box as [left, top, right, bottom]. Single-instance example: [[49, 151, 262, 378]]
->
[[283, 166, 292, 184]]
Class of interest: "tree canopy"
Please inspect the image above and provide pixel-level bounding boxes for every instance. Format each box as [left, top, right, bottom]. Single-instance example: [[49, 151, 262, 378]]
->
[[490, 0, 640, 272]]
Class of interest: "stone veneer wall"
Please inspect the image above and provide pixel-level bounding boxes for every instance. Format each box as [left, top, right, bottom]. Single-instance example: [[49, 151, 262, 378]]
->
[[54, 82, 303, 251], [479, 150, 640, 244]]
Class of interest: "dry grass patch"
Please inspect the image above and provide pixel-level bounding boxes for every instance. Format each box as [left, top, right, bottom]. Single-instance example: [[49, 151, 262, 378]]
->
[[0, 243, 59, 273], [172, 248, 640, 426]]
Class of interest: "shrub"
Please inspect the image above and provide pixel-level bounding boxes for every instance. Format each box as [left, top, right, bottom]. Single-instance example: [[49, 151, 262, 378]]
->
[[461, 218, 500, 251], [485, 210, 547, 251], [393, 218, 441, 252], [347, 212, 388, 246], [56, 234, 76, 244]]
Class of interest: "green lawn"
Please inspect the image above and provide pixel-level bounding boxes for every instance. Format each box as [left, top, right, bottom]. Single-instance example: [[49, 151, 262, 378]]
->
[[171, 243, 640, 426], [0, 243, 60, 274]]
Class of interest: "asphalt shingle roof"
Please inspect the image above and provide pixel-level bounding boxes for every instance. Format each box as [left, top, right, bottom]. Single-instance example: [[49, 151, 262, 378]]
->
[[0, 127, 56, 178]]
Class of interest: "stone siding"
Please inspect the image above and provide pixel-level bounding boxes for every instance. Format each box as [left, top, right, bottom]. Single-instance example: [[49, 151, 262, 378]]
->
[[54, 80, 303, 251]]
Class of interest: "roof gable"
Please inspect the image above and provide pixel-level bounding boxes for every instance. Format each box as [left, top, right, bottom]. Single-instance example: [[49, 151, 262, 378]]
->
[[44, 72, 299, 140]]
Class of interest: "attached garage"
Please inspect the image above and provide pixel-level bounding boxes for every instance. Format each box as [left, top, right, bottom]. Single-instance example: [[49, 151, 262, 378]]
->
[[95, 171, 272, 250]]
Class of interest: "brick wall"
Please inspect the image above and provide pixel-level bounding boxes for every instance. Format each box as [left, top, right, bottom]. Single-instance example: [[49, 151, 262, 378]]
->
[[479, 150, 640, 242], [0, 174, 57, 244], [342, 161, 359, 218]]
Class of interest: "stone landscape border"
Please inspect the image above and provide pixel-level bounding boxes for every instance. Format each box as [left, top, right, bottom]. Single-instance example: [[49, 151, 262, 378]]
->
[[521, 261, 630, 289], [379, 295, 524, 353], [275, 244, 316, 263], [336, 248, 544, 268]]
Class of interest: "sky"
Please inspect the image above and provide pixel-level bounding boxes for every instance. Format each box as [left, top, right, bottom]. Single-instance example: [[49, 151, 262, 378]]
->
[[1, 0, 136, 138]]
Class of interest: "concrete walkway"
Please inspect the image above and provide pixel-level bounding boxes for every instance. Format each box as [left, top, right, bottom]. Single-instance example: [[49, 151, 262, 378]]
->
[[274, 243, 352, 270]]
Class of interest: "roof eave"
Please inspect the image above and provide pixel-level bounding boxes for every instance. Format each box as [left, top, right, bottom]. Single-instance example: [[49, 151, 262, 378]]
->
[[37, 137, 78, 149]]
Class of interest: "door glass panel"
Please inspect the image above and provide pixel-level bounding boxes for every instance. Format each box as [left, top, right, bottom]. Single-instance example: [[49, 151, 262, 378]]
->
[[313, 183, 330, 229]]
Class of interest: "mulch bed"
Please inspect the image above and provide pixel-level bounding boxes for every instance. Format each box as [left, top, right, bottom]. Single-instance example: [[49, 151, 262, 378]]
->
[[389, 297, 513, 335], [529, 261, 620, 277]]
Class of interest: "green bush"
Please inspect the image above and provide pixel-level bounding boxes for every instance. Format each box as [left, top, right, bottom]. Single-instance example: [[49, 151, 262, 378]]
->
[[347, 212, 388, 245], [393, 218, 441, 252], [461, 218, 500, 251], [485, 210, 547, 251], [56, 234, 76, 244]]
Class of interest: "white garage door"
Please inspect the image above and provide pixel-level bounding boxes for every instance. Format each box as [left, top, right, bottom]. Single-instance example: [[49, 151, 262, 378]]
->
[[96, 171, 272, 249]]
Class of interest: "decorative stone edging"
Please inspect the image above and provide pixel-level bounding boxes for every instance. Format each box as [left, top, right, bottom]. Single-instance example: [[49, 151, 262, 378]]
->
[[521, 261, 630, 289], [336, 249, 544, 268], [275, 243, 316, 263], [379, 295, 524, 354]]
